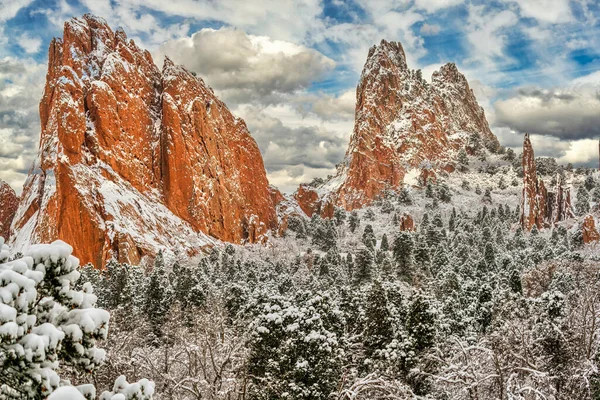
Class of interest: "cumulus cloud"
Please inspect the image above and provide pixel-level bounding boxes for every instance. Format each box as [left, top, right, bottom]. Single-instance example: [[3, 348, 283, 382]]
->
[[494, 85, 600, 140], [504, 0, 573, 24], [114, 0, 325, 43], [0, 57, 46, 191], [466, 5, 518, 66], [414, 0, 464, 13], [236, 104, 352, 192], [0, 0, 33, 22], [295, 89, 356, 121], [17, 33, 42, 54], [155, 27, 336, 105]]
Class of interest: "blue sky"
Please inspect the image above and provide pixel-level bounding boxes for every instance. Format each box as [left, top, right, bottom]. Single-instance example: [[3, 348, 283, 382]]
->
[[1, 0, 600, 192]]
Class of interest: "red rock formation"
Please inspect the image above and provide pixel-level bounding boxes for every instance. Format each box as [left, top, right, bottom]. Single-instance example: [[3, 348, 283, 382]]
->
[[295, 184, 321, 217], [11, 15, 277, 266], [520, 134, 575, 231], [399, 213, 415, 231], [520, 133, 548, 231], [298, 40, 499, 213], [0, 181, 18, 240], [551, 173, 575, 224], [582, 215, 600, 244]]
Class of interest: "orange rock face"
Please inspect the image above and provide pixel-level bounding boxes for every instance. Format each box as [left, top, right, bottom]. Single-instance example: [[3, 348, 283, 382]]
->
[[520, 134, 574, 231], [582, 215, 600, 244], [0, 181, 18, 240], [399, 213, 415, 232], [10, 15, 277, 266], [298, 40, 499, 213], [520, 134, 548, 231]]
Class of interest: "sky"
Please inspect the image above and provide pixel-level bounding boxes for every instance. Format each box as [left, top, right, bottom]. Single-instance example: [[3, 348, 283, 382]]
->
[[1, 0, 600, 194]]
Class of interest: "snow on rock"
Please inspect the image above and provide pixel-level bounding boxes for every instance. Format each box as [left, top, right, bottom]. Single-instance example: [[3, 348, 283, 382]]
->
[[10, 14, 278, 267], [0, 180, 18, 240], [294, 39, 500, 215], [520, 133, 574, 231], [582, 215, 600, 244]]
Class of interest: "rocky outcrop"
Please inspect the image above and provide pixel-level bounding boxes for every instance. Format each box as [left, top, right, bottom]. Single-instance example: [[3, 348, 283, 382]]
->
[[10, 15, 277, 266], [582, 215, 600, 244], [298, 39, 499, 212], [399, 213, 415, 231], [295, 185, 322, 217], [550, 173, 575, 224], [520, 134, 547, 231], [0, 181, 18, 240], [520, 134, 574, 231]]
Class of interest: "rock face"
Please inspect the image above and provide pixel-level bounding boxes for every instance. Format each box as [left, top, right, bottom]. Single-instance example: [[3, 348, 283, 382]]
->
[[10, 15, 277, 266], [399, 213, 415, 232], [582, 215, 600, 244], [0, 181, 18, 240], [550, 173, 574, 224], [520, 134, 548, 231], [520, 134, 574, 231], [297, 40, 499, 213]]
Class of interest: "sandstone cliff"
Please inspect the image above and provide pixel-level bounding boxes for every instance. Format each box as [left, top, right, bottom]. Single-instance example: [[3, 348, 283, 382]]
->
[[10, 15, 277, 266], [296, 40, 500, 215], [0, 181, 18, 240], [520, 133, 574, 231]]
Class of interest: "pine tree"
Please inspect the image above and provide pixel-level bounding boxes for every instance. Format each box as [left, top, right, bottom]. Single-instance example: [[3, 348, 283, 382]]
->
[[362, 224, 377, 249], [144, 251, 174, 339], [426, 182, 434, 198], [457, 148, 469, 172], [393, 232, 414, 282], [349, 210, 360, 233], [334, 207, 347, 226], [575, 185, 591, 216], [312, 218, 337, 251], [362, 281, 394, 362], [398, 187, 413, 205], [584, 175, 596, 191], [365, 208, 376, 220], [346, 253, 354, 280], [380, 233, 390, 251], [354, 248, 374, 285]]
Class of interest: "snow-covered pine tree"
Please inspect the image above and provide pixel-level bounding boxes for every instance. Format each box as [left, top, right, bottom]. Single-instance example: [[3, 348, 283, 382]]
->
[[362, 224, 377, 250], [0, 238, 153, 399], [348, 210, 360, 233]]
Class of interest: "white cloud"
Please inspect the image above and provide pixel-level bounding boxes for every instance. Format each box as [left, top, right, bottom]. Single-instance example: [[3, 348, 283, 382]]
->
[[17, 33, 42, 54], [414, 0, 464, 13], [0, 57, 46, 192], [154, 27, 336, 105], [236, 103, 352, 193], [0, 0, 33, 22], [494, 81, 600, 141], [115, 0, 325, 43], [504, 0, 573, 24], [466, 5, 519, 65]]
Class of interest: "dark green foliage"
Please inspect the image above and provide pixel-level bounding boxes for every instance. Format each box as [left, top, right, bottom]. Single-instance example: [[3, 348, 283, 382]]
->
[[380, 233, 389, 252], [349, 210, 360, 233], [354, 248, 374, 285], [362, 224, 377, 249]]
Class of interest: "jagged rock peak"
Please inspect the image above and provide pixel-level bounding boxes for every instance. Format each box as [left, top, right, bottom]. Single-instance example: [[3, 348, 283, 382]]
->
[[520, 134, 574, 231], [520, 133, 547, 231], [296, 38, 501, 213], [10, 15, 278, 267], [0, 181, 18, 241], [364, 40, 408, 72]]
